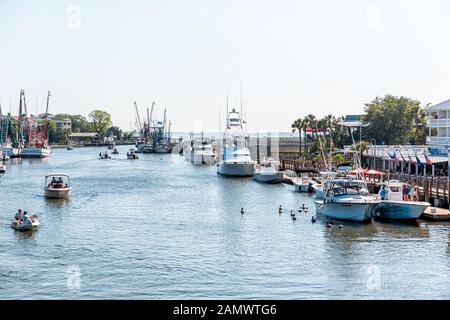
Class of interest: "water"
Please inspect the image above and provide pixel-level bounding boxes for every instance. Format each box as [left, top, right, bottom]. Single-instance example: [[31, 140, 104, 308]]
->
[[0, 147, 449, 299]]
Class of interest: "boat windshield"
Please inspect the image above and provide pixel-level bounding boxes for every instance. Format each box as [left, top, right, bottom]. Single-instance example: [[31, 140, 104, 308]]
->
[[331, 181, 368, 197]]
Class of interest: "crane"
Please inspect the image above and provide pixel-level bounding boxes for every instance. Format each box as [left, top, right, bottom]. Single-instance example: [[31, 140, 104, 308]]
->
[[133, 101, 143, 138]]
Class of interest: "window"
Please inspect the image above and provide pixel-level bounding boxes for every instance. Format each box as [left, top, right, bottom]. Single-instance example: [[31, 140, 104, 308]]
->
[[439, 110, 448, 119]]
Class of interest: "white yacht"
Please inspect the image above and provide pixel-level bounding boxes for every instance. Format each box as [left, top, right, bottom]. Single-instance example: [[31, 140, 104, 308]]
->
[[217, 108, 255, 177], [188, 139, 216, 165], [375, 180, 430, 220], [314, 179, 378, 222], [253, 158, 283, 184]]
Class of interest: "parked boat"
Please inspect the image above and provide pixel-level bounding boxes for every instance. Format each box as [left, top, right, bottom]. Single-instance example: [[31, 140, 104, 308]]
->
[[253, 158, 283, 183], [293, 176, 317, 193], [186, 135, 216, 165], [99, 151, 111, 159], [44, 173, 71, 199], [375, 180, 430, 220], [11, 214, 40, 231], [314, 179, 378, 222], [217, 108, 255, 177]]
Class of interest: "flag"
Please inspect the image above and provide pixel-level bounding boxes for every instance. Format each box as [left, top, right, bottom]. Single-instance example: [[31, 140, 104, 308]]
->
[[425, 154, 433, 165], [400, 153, 407, 162], [415, 155, 423, 168], [408, 155, 416, 164]]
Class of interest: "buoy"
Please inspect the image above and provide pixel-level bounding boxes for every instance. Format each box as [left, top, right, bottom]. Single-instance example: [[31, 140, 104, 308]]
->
[[311, 216, 316, 223], [241, 208, 244, 214]]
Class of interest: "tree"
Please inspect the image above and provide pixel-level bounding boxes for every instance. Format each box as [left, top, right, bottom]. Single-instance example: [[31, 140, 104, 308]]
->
[[291, 118, 304, 158], [106, 126, 123, 140], [332, 153, 345, 164], [88, 110, 112, 135], [363, 95, 426, 145]]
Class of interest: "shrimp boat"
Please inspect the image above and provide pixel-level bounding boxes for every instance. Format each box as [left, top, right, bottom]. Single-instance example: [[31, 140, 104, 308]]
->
[[314, 179, 378, 222], [217, 108, 255, 177], [11, 215, 40, 231], [375, 180, 430, 220], [253, 158, 283, 183], [44, 173, 72, 199]]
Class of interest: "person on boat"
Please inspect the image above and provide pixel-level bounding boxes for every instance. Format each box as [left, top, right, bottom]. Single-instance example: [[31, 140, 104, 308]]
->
[[99, 152, 102, 158], [57, 177, 64, 188], [22, 211, 29, 223], [412, 186, 419, 201], [378, 185, 386, 200], [15, 209, 23, 223], [402, 184, 409, 201]]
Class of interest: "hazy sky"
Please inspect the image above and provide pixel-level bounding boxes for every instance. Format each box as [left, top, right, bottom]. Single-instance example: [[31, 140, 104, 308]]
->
[[1, 0, 450, 132]]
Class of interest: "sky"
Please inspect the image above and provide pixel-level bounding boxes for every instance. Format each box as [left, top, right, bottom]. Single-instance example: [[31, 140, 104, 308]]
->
[[1, 0, 450, 132]]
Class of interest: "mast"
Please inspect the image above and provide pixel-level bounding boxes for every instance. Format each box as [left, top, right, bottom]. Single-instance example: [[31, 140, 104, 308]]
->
[[133, 102, 142, 138], [150, 102, 154, 140], [44, 91, 51, 143]]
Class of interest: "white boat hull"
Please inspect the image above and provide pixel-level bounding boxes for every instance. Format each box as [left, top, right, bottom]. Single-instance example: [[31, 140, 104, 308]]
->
[[314, 200, 377, 222], [44, 187, 71, 199], [253, 172, 283, 184], [11, 220, 40, 231], [217, 162, 255, 177], [375, 201, 430, 220], [20, 147, 51, 158], [192, 153, 216, 165]]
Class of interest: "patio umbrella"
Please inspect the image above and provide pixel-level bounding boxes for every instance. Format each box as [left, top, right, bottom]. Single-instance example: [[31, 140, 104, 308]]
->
[[363, 169, 384, 176]]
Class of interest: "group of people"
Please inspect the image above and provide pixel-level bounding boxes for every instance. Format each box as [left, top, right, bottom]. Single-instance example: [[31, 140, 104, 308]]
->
[[14, 209, 31, 225], [47, 177, 68, 189], [378, 184, 419, 201]]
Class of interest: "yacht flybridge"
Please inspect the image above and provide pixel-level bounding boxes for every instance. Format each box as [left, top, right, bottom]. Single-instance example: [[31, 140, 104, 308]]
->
[[217, 108, 255, 177]]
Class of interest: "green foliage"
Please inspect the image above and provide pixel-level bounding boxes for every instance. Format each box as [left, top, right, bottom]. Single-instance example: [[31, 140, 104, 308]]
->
[[106, 126, 123, 140], [332, 153, 345, 163], [56, 114, 92, 133], [363, 95, 427, 145], [88, 110, 112, 135]]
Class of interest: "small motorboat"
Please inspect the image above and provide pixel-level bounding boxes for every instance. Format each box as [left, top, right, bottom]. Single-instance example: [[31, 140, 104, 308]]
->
[[11, 214, 40, 231], [112, 147, 119, 155], [127, 149, 139, 160], [44, 173, 72, 199], [0, 150, 10, 161], [0, 164, 5, 174], [253, 158, 283, 184], [99, 152, 111, 159], [66, 145, 73, 150], [293, 176, 317, 193]]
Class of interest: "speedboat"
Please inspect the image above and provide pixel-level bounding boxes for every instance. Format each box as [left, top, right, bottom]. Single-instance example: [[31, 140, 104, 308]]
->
[[217, 108, 255, 177], [11, 215, 40, 231], [375, 180, 430, 220], [293, 176, 317, 193], [314, 179, 378, 222], [66, 145, 73, 150], [0, 164, 5, 173], [127, 149, 139, 159], [44, 173, 72, 199], [112, 147, 119, 154], [253, 158, 283, 184]]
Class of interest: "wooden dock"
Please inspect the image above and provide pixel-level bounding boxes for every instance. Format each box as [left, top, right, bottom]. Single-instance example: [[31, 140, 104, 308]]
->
[[421, 207, 450, 221]]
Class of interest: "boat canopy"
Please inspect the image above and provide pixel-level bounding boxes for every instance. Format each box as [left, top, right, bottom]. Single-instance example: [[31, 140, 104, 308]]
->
[[45, 173, 70, 178]]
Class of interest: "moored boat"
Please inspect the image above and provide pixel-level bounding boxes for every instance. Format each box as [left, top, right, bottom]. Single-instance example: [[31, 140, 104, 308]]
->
[[314, 179, 378, 222], [253, 158, 283, 183], [375, 180, 430, 220], [11, 214, 40, 231]]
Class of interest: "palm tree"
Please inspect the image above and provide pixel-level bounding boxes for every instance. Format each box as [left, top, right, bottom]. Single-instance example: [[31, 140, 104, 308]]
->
[[291, 118, 304, 159]]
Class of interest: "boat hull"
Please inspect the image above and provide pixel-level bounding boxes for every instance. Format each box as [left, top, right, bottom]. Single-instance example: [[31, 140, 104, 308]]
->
[[375, 201, 430, 220], [192, 153, 216, 165], [20, 147, 51, 158], [253, 172, 283, 184], [217, 162, 255, 177], [44, 187, 71, 199], [314, 200, 376, 222], [11, 220, 40, 231]]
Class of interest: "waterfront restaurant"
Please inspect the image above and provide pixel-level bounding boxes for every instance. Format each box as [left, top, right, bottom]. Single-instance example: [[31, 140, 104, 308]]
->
[[426, 99, 450, 146], [362, 145, 448, 177]]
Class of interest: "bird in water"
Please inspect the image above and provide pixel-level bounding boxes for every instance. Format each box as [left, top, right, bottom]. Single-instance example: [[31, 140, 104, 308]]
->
[[241, 208, 245, 214], [311, 216, 316, 223], [339, 224, 344, 229], [292, 216, 297, 221]]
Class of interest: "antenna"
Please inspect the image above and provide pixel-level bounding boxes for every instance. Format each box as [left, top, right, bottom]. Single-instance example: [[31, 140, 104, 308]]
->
[[226, 87, 229, 128], [218, 103, 222, 134], [240, 81, 243, 126]]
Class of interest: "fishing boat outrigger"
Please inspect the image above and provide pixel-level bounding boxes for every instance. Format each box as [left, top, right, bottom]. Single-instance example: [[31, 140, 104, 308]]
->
[[44, 173, 72, 199]]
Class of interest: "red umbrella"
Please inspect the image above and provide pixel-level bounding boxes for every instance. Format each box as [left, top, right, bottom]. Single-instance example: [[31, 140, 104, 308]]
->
[[363, 169, 384, 176]]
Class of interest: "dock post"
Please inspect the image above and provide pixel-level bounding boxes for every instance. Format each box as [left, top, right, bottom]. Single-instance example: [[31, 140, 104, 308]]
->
[[424, 178, 430, 203]]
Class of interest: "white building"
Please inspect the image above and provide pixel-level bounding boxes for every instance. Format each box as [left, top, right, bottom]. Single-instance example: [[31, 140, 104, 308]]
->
[[426, 99, 450, 146]]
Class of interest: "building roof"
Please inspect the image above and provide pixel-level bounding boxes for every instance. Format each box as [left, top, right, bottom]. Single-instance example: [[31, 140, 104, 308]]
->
[[69, 132, 99, 138], [425, 99, 450, 113], [340, 114, 368, 127]]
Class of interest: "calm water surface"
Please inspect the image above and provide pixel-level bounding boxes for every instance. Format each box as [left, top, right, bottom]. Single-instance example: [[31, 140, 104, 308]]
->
[[0, 147, 449, 299]]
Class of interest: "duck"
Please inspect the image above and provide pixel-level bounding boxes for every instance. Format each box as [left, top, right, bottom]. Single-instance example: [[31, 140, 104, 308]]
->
[[292, 216, 297, 221], [241, 208, 245, 214], [311, 216, 316, 223], [278, 205, 283, 212]]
